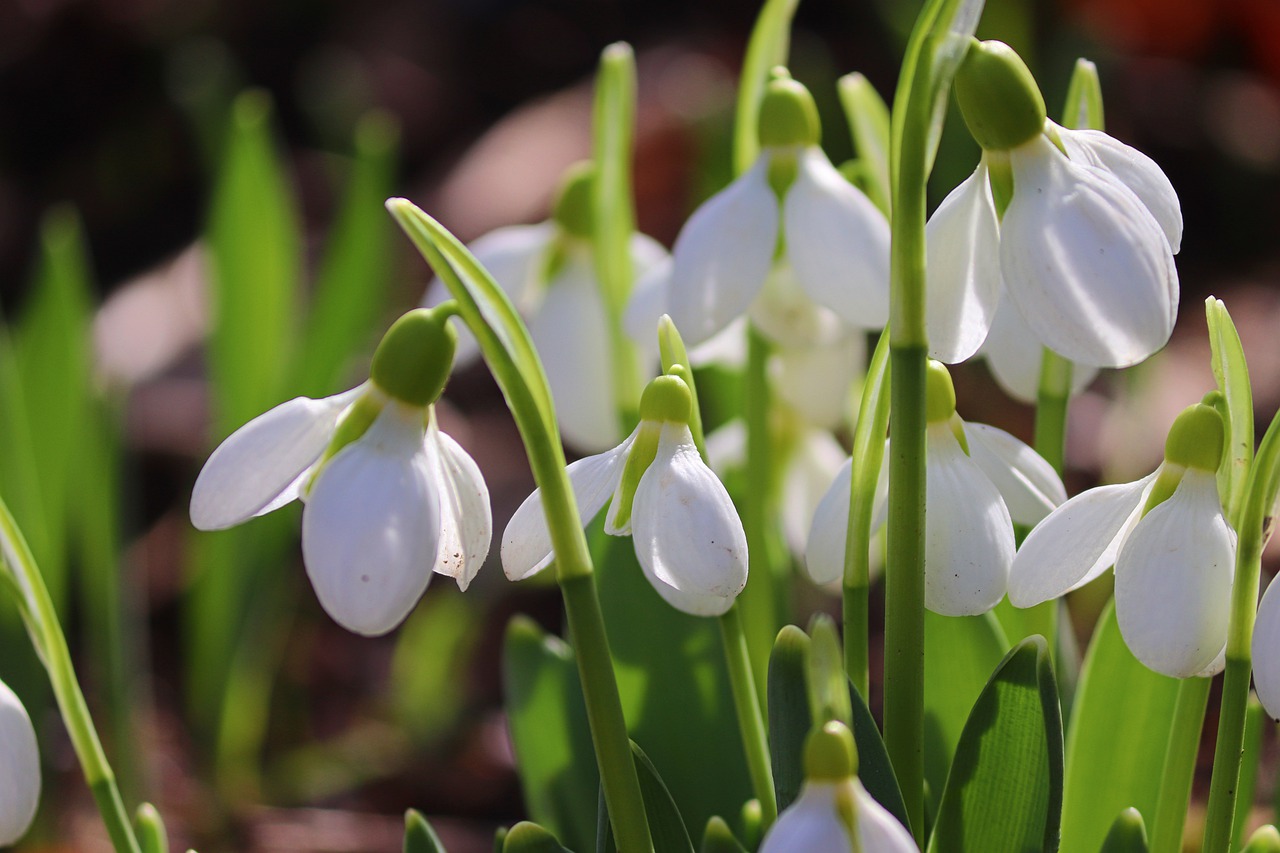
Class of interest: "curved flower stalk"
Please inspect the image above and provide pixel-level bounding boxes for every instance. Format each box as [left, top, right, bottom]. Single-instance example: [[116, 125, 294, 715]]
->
[[1010, 402, 1235, 678], [636, 70, 889, 350], [503, 372, 748, 616], [423, 165, 666, 452], [760, 721, 917, 852], [191, 307, 492, 636], [926, 39, 1181, 369], [0, 678, 39, 847], [805, 361, 1064, 614]]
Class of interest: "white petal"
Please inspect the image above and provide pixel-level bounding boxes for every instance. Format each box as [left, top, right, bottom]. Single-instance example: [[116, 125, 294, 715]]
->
[[781, 428, 850, 557], [1115, 470, 1235, 678], [0, 680, 39, 847], [981, 295, 1098, 403], [805, 457, 854, 585], [526, 253, 623, 453], [760, 782, 856, 853], [632, 423, 748, 615], [925, 161, 1002, 363], [190, 385, 365, 530], [623, 258, 670, 367], [1008, 471, 1157, 607], [784, 148, 891, 330], [748, 263, 847, 349], [963, 422, 1066, 526], [628, 232, 671, 278], [666, 158, 778, 347], [423, 222, 554, 365], [924, 424, 1014, 616], [855, 781, 919, 852], [426, 415, 492, 591], [302, 402, 438, 637], [705, 420, 746, 476], [500, 430, 636, 581], [1253, 577, 1280, 718], [1002, 133, 1177, 368], [770, 328, 865, 430], [1058, 127, 1182, 253]]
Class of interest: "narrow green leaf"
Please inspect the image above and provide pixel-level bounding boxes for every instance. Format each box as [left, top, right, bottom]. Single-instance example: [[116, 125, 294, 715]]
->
[[296, 110, 400, 398], [594, 742, 698, 853], [1060, 602, 1180, 853], [1099, 808, 1148, 853], [1232, 698, 1266, 850], [1206, 297, 1254, 527], [848, 680, 910, 831], [837, 73, 892, 214], [135, 804, 169, 853], [494, 827, 509, 853], [700, 817, 748, 853], [732, 0, 800, 174], [391, 595, 479, 742], [923, 610, 1009, 811], [768, 625, 812, 813], [1062, 59, 1105, 131], [504, 822, 571, 853], [503, 616, 599, 852], [927, 636, 1063, 853], [404, 809, 447, 853], [807, 613, 851, 728]]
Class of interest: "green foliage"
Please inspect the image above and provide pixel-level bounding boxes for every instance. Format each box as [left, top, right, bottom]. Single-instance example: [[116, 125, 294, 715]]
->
[[767, 625, 811, 813], [1206, 297, 1253, 526], [700, 817, 748, 853], [404, 809, 447, 853], [135, 804, 169, 853], [596, 742, 696, 853], [848, 680, 909, 831], [1098, 809, 1148, 853], [505, 822, 571, 853]]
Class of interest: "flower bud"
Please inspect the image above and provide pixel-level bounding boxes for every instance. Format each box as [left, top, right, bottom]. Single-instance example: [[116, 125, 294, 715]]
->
[[758, 70, 821, 149], [925, 359, 957, 424], [955, 39, 1047, 151], [371, 307, 458, 407], [804, 720, 859, 782], [638, 374, 693, 425]]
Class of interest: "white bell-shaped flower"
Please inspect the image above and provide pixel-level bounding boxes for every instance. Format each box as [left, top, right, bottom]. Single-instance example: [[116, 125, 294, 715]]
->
[[1251, 578, 1280, 719], [760, 722, 918, 853], [978, 295, 1098, 403], [0, 679, 39, 847], [502, 374, 748, 616], [638, 73, 888, 350], [928, 40, 1180, 369], [805, 362, 1064, 614], [1010, 402, 1234, 678], [424, 167, 666, 453], [190, 309, 492, 636]]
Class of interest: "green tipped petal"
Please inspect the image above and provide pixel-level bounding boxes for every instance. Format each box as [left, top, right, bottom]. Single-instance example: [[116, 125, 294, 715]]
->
[[955, 39, 1046, 151], [1164, 403, 1225, 473], [371, 307, 458, 407]]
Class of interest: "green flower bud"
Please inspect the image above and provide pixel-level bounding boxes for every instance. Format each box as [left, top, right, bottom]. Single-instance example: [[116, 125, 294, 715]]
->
[[1242, 825, 1280, 853], [551, 162, 595, 240], [370, 307, 458, 407], [925, 360, 957, 424], [1164, 403, 1225, 473], [758, 70, 821, 149], [955, 39, 1047, 151], [803, 720, 859, 782], [638, 374, 693, 425]]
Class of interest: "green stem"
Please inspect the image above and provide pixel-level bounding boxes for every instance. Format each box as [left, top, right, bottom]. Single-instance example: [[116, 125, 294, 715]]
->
[[719, 604, 778, 829], [561, 573, 654, 853], [0, 497, 141, 853], [1033, 348, 1072, 477], [842, 586, 871, 703], [1149, 676, 1211, 853], [1203, 656, 1256, 853]]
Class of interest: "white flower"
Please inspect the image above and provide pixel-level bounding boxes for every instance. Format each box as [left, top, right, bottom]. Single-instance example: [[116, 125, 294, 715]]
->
[[191, 385, 491, 637], [502, 376, 747, 616], [760, 779, 918, 853], [1252, 577, 1280, 719], [805, 419, 1064, 614], [425, 224, 666, 453], [978, 294, 1098, 403], [1010, 404, 1234, 678], [926, 121, 1180, 369], [0, 678, 39, 847]]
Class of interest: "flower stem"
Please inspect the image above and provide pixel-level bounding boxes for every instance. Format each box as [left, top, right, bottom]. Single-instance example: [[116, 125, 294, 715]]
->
[[0, 497, 141, 853], [1149, 675, 1211, 853], [719, 604, 778, 829], [561, 573, 655, 853], [1034, 348, 1072, 476], [739, 325, 779, 702]]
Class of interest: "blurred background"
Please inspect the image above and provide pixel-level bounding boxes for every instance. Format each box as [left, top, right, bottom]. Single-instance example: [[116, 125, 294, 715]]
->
[[2, 0, 1279, 850]]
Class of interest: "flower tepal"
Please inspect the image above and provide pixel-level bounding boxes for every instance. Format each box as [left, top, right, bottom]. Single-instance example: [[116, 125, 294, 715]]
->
[[0, 678, 39, 847], [502, 372, 748, 616], [190, 307, 492, 636]]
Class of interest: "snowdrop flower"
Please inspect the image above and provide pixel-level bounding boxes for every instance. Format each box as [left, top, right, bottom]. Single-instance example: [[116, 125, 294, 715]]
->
[[978, 295, 1098, 403], [423, 164, 665, 452], [502, 372, 747, 616], [805, 361, 1065, 615], [1252, 578, 1280, 719], [644, 70, 889, 349], [0, 678, 39, 847], [760, 721, 917, 853], [927, 39, 1180, 368], [191, 308, 491, 636], [1010, 402, 1234, 678]]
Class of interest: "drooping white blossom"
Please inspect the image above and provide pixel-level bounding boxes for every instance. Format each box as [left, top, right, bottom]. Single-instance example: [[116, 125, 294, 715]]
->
[[0, 679, 39, 847]]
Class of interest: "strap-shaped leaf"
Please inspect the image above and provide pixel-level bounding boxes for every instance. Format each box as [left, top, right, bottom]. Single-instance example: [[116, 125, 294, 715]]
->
[[928, 636, 1063, 853], [1060, 603, 1178, 853], [767, 625, 812, 813], [404, 809, 447, 853], [732, 0, 801, 174], [700, 817, 748, 853], [1206, 297, 1253, 526], [596, 742, 696, 853], [848, 680, 910, 830], [837, 73, 892, 215], [505, 822, 572, 853], [1099, 809, 1148, 853]]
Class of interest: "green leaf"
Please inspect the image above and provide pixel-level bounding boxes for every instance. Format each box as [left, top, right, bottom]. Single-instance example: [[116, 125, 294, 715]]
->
[[848, 680, 910, 831], [391, 595, 480, 743], [700, 817, 748, 853], [732, 0, 800, 175], [296, 110, 400, 398], [502, 616, 599, 852], [768, 625, 812, 813], [1206, 297, 1254, 527], [1233, 698, 1266, 850], [594, 742, 697, 853], [504, 822, 571, 853], [1061, 58, 1104, 131], [1098, 808, 1148, 853], [837, 73, 892, 215], [923, 610, 1009, 812], [927, 636, 1063, 853], [807, 613, 851, 728], [135, 803, 169, 853], [404, 809, 447, 853], [1060, 602, 1180, 853]]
